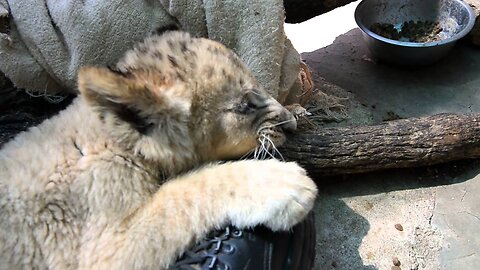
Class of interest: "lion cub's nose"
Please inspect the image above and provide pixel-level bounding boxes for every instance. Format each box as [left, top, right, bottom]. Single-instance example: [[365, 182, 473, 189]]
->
[[279, 108, 297, 133]]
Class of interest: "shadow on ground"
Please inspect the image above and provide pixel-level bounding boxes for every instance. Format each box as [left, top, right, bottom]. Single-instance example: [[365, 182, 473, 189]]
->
[[313, 158, 480, 269], [319, 159, 480, 195], [314, 196, 375, 269]]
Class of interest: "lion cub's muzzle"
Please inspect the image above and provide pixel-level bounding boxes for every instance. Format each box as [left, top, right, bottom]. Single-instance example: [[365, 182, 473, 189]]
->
[[257, 102, 297, 140], [253, 94, 297, 145], [277, 108, 297, 133]]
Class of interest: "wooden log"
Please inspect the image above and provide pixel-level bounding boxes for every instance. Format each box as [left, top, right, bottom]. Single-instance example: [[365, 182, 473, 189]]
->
[[281, 113, 480, 176]]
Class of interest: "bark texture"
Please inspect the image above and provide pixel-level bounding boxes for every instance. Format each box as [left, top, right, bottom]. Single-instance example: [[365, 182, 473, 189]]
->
[[281, 113, 480, 176]]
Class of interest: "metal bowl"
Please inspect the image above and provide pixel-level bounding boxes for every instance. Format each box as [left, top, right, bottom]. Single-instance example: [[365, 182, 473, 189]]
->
[[354, 0, 475, 65]]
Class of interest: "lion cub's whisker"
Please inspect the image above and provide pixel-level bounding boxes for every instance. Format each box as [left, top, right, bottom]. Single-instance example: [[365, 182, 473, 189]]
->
[[253, 137, 264, 160], [260, 136, 271, 160], [240, 148, 256, 160], [256, 119, 295, 135], [253, 139, 262, 160], [254, 138, 263, 160], [252, 134, 282, 161], [262, 135, 285, 161], [262, 140, 273, 160], [262, 135, 275, 159]]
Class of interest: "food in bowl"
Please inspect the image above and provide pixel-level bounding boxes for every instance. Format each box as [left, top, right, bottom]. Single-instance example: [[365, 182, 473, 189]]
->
[[370, 20, 444, 43], [354, 0, 476, 65]]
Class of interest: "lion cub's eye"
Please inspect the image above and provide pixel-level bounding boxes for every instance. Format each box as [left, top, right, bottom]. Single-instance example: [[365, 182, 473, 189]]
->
[[235, 90, 266, 114], [236, 101, 258, 114]]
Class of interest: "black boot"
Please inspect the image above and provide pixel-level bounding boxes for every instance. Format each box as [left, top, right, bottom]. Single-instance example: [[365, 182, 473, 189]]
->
[[169, 212, 316, 270]]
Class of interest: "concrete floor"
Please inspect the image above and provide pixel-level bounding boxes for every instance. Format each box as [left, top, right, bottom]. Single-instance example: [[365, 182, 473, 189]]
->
[[286, 2, 480, 270]]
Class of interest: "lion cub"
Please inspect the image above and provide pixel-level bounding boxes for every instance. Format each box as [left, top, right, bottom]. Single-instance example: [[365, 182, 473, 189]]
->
[[0, 31, 317, 269]]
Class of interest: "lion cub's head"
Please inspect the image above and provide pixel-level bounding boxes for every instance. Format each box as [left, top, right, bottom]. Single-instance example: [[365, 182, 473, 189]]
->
[[78, 31, 296, 165]]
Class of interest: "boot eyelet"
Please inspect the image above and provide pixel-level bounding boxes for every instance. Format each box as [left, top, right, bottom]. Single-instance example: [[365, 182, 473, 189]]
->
[[224, 244, 235, 254]]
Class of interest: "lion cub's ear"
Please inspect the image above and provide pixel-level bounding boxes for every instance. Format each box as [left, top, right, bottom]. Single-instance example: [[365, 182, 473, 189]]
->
[[78, 67, 158, 133], [78, 67, 155, 108]]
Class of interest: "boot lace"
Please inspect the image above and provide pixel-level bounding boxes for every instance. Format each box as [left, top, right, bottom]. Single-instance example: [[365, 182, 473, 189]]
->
[[169, 226, 243, 270]]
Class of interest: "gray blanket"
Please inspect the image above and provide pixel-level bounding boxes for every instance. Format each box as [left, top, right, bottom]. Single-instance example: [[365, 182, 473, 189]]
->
[[0, 0, 300, 101]]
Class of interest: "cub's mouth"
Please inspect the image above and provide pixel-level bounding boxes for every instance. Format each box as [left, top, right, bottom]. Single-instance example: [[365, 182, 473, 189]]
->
[[235, 88, 297, 160], [252, 114, 297, 160]]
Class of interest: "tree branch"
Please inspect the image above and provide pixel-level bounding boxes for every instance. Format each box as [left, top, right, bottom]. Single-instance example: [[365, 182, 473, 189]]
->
[[281, 113, 480, 176]]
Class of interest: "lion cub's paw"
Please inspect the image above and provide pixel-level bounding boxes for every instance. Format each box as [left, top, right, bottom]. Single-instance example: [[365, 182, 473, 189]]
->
[[227, 160, 317, 231]]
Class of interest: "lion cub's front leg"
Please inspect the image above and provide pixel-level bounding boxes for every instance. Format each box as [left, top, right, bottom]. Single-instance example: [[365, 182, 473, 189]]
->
[[83, 159, 317, 269]]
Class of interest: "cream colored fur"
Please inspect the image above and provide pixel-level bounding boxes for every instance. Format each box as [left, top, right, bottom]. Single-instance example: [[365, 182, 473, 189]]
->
[[0, 31, 317, 269]]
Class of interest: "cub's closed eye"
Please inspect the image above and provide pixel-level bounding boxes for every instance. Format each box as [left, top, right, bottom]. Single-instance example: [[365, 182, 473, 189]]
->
[[233, 90, 267, 114], [236, 101, 258, 114]]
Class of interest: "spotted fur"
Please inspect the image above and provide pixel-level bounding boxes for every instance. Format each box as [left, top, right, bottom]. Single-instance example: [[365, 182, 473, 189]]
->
[[0, 31, 317, 269]]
